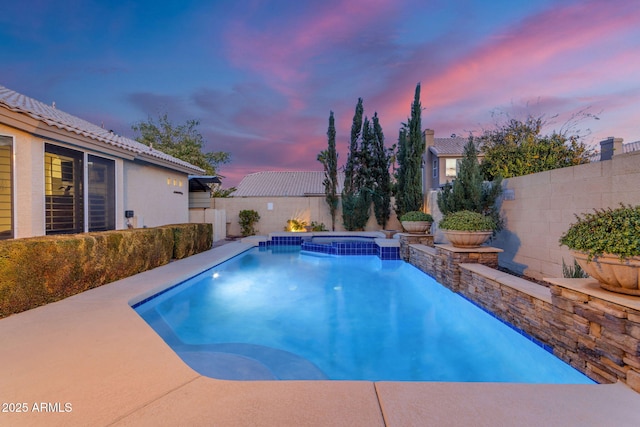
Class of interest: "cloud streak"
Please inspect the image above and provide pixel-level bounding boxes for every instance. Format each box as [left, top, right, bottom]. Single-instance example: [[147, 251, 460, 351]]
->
[[2, 0, 638, 186]]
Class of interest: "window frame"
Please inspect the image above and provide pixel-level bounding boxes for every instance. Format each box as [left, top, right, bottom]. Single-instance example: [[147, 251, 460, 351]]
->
[[0, 135, 14, 240], [44, 143, 85, 235]]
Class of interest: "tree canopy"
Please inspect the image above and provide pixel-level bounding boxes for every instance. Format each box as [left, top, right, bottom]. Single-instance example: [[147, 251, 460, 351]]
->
[[478, 114, 593, 180], [132, 113, 231, 177]]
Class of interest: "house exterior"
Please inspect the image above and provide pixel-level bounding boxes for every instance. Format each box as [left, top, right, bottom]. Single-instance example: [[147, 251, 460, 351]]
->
[[0, 85, 204, 240], [423, 129, 484, 190]]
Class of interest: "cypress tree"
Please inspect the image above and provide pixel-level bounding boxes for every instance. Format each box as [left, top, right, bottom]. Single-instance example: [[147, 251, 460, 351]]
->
[[342, 98, 364, 230], [394, 83, 424, 218], [406, 83, 424, 213], [317, 111, 339, 230], [394, 125, 408, 218], [372, 113, 391, 228]]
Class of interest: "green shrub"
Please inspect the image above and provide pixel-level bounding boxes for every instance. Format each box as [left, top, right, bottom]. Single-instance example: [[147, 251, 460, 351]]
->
[[239, 209, 260, 236], [310, 221, 328, 231], [163, 223, 213, 259], [0, 223, 212, 318], [400, 211, 434, 222], [562, 258, 589, 278], [438, 210, 496, 231], [559, 204, 640, 261]]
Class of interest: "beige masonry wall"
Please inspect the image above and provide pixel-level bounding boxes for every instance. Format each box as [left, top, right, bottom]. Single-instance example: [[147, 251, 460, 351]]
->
[[212, 196, 403, 236], [123, 163, 190, 228], [492, 150, 640, 280]]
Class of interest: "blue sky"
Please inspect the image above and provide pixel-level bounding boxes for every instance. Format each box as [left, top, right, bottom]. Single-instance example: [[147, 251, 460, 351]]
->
[[2, 0, 639, 186]]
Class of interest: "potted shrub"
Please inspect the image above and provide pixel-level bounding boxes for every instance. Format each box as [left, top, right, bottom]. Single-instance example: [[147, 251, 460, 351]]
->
[[439, 210, 496, 248], [559, 204, 640, 295], [400, 211, 434, 234]]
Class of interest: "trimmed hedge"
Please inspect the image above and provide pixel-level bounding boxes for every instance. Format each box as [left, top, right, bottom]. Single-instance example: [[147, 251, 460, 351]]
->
[[162, 223, 213, 259], [0, 223, 212, 318]]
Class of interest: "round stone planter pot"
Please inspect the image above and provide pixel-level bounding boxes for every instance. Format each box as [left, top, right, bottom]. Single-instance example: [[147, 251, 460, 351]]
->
[[401, 221, 432, 234], [572, 251, 640, 296], [441, 230, 492, 248]]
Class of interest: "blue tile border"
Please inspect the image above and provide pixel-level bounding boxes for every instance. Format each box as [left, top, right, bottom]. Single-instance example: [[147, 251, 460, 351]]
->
[[267, 235, 400, 260]]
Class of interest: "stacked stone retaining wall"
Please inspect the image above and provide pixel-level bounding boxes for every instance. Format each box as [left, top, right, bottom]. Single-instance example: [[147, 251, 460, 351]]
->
[[401, 240, 640, 393]]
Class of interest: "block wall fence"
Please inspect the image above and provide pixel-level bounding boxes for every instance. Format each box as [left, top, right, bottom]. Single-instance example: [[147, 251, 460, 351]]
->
[[427, 149, 640, 281]]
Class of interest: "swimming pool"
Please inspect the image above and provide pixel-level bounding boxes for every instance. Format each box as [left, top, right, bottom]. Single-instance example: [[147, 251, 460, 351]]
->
[[134, 246, 594, 383]]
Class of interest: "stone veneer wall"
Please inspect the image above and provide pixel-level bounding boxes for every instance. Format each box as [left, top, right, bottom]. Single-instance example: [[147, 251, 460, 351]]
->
[[398, 234, 434, 261], [407, 243, 501, 292], [546, 279, 640, 392], [403, 241, 640, 392]]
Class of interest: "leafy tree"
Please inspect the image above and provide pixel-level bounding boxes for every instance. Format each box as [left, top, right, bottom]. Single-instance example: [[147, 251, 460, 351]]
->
[[478, 114, 593, 180], [437, 136, 503, 229], [317, 111, 339, 230], [371, 113, 391, 228], [209, 184, 237, 198], [132, 113, 231, 176], [394, 83, 425, 218]]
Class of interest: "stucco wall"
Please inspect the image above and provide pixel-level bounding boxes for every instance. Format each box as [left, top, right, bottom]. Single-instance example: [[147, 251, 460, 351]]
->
[[492, 150, 640, 280], [189, 208, 226, 242], [212, 196, 403, 236], [123, 162, 189, 228]]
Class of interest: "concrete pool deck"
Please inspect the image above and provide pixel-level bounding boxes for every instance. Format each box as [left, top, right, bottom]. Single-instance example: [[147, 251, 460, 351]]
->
[[1, 242, 640, 426]]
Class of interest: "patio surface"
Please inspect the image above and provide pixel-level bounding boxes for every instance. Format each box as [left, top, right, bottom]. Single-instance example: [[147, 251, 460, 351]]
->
[[1, 241, 640, 426]]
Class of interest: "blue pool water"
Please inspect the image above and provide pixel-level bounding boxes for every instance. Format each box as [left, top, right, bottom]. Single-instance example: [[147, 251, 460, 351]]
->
[[134, 246, 594, 383]]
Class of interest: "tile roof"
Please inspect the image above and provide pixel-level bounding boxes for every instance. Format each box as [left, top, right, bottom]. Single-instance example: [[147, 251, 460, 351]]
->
[[0, 85, 203, 173], [232, 171, 346, 197], [429, 136, 479, 156]]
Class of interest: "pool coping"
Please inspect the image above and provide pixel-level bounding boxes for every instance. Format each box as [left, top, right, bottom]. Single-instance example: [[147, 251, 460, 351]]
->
[[1, 241, 640, 426]]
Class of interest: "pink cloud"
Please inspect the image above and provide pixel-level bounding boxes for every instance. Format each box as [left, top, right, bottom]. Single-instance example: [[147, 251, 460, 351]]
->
[[369, 0, 640, 140]]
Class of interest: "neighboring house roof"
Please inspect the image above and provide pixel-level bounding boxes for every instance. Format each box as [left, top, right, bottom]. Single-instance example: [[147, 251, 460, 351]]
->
[[232, 171, 346, 197], [428, 136, 480, 156], [0, 85, 204, 174]]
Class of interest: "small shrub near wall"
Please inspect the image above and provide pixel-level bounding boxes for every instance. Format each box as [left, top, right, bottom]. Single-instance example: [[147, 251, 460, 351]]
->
[[0, 223, 212, 318]]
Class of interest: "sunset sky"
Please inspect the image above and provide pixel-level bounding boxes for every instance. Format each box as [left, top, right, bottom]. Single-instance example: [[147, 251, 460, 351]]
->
[[2, 0, 639, 186]]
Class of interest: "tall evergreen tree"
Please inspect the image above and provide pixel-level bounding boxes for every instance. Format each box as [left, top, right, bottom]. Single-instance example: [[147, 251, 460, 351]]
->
[[394, 83, 424, 218], [394, 125, 408, 217], [317, 111, 339, 230], [406, 83, 424, 212], [371, 113, 391, 228], [352, 117, 375, 229], [342, 98, 365, 230]]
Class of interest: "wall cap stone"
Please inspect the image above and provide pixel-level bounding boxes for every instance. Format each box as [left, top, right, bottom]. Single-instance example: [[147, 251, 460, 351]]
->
[[409, 244, 437, 255], [545, 278, 640, 312], [435, 244, 503, 254], [461, 263, 552, 303]]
